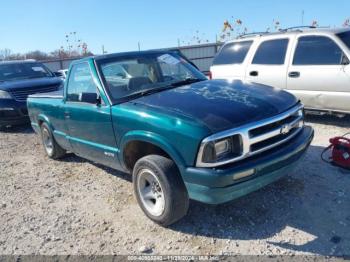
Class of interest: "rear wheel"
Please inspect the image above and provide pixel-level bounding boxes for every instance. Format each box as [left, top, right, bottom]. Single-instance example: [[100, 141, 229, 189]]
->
[[40, 122, 66, 159], [133, 155, 189, 226]]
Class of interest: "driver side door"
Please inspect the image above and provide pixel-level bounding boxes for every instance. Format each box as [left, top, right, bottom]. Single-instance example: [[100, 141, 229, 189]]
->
[[64, 62, 119, 169]]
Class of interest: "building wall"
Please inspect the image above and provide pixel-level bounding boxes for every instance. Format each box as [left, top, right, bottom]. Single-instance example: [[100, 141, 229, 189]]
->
[[42, 42, 223, 73], [176, 43, 222, 73], [43, 58, 77, 72]]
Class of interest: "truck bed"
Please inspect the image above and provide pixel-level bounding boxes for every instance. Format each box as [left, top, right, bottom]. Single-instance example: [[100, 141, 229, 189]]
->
[[28, 89, 63, 99]]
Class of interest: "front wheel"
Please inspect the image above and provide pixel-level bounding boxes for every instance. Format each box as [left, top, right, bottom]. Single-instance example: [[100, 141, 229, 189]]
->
[[133, 155, 189, 226], [40, 122, 66, 159]]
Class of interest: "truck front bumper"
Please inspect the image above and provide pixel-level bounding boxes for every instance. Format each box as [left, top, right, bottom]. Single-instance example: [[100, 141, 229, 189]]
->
[[0, 99, 29, 127], [182, 126, 314, 204]]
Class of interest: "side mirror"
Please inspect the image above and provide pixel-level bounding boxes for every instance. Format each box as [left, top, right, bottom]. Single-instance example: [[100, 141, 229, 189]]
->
[[79, 92, 99, 104], [341, 54, 350, 65]]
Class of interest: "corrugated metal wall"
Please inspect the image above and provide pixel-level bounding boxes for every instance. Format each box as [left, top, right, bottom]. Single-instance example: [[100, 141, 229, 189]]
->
[[176, 43, 222, 73], [42, 42, 223, 73], [43, 59, 76, 72]]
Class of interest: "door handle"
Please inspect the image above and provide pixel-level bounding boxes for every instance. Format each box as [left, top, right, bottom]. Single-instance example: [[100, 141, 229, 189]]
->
[[249, 71, 258, 77], [288, 71, 300, 78], [64, 112, 70, 119]]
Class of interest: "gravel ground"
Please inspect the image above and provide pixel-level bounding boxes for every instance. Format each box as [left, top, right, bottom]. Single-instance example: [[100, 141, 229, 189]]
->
[[0, 115, 349, 256]]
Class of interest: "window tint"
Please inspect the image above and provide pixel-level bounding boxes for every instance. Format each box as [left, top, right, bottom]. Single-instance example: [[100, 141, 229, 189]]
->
[[337, 31, 350, 49], [293, 36, 343, 65], [67, 63, 97, 102], [213, 41, 252, 65], [252, 39, 289, 65]]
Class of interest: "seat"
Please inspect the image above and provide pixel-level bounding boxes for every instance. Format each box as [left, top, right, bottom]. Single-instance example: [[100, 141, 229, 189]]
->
[[127, 77, 152, 91]]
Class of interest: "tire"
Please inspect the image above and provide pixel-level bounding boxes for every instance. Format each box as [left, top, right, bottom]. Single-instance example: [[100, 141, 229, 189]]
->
[[40, 122, 66, 159], [133, 155, 189, 226]]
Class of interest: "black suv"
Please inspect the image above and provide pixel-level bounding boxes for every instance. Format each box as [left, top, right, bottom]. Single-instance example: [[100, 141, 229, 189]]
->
[[0, 60, 62, 128]]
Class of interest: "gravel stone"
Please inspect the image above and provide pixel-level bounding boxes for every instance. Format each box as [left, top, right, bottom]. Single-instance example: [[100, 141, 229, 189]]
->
[[139, 245, 152, 253]]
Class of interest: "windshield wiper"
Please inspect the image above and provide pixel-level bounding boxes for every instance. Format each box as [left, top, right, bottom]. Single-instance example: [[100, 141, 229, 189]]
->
[[115, 78, 205, 103], [127, 85, 173, 98], [25, 76, 49, 79], [170, 78, 203, 87]]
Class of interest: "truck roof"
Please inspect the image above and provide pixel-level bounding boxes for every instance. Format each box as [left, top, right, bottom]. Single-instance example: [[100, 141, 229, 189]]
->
[[72, 50, 178, 65], [225, 27, 350, 43], [0, 59, 37, 65]]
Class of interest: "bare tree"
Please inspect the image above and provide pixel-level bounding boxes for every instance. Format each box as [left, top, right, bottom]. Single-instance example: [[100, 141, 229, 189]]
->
[[25, 50, 51, 61], [0, 48, 12, 61]]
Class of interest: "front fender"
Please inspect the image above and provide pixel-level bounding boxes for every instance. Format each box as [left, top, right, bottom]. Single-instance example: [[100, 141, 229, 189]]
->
[[119, 130, 187, 172]]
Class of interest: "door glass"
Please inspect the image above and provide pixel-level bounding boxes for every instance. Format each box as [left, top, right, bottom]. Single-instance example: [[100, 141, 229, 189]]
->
[[252, 39, 289, 65], [213, 41, 253, 65], [293, 36, 343, 65], [337, 31, 350, 49], [67, 63, 97, 102]]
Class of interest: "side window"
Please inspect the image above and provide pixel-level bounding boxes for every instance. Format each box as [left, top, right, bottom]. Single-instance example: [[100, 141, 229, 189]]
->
[[67, 63, 97, 102], [252, 39, 289, 65], [213, 41, 253, 65], [293, 36, 343, 65]]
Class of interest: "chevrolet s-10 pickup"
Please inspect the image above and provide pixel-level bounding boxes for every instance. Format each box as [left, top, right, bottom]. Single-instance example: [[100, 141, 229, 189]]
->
[[27, 50, 314, 226]]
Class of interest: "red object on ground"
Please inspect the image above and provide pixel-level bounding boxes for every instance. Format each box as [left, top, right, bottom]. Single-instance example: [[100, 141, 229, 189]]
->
[[328, 136, 350, 169]]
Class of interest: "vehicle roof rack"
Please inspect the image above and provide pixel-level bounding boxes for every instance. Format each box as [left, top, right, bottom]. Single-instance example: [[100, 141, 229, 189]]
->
[[279, 25, 329, 32], [238, 32, 270, 38]]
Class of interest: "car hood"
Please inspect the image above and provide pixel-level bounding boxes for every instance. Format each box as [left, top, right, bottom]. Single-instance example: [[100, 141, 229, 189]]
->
[[130, 79, 299, 133], [0, 77, 62, 91]]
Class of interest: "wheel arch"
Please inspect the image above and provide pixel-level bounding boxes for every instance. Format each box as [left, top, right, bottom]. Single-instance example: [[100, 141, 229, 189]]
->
[[37, 114, 53, 129], [119, 131, 186, 173]]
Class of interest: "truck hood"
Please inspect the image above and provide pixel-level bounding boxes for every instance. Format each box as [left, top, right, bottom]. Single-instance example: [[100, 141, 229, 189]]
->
[[131, 79, 299, 133], [0, 77, 62, 91]]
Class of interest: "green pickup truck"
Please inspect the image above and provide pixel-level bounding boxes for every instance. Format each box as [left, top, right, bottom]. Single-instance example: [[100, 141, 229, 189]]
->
[[28, 50, 314, 226]]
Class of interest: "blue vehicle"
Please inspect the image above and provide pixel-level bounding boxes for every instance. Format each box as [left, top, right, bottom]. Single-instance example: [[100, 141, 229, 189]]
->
[[0, 60, 62, 129]]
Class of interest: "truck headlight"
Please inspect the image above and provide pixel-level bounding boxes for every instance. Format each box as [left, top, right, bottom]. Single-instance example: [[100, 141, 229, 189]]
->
[[0, 90, 12, 99], [198, 134, 243, 166]]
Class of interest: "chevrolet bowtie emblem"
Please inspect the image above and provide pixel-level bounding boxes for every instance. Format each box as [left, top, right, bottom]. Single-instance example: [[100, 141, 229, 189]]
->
[[280, 124, 291, 135]]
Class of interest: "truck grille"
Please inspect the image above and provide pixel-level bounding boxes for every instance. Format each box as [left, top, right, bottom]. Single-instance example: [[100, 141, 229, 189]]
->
[[9, 85, 59, 102], [196, 104, 304, 167], [247, 107, 303, 155]]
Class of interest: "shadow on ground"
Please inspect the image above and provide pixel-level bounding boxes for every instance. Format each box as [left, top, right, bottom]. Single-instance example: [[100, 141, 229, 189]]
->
[[58, 153, 132, 182], [0, 123, 34, 134]]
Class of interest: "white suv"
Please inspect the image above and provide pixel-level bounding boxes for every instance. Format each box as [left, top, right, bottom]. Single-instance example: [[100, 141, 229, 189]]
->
[[210, 27, 350, 115]]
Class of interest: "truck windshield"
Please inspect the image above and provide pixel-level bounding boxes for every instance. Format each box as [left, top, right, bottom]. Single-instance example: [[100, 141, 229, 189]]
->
[[96, 52, 206, 103], [337, 31, 350, 49], [0, 62, 53, 82]]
